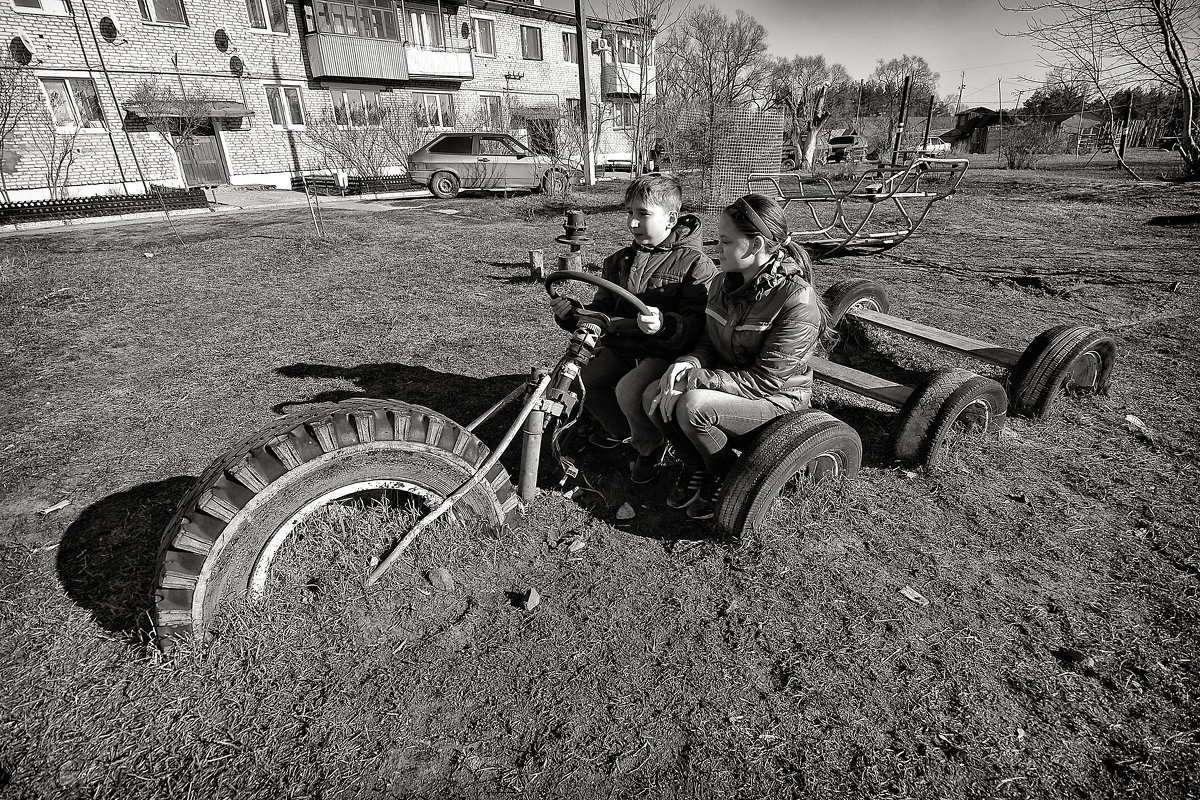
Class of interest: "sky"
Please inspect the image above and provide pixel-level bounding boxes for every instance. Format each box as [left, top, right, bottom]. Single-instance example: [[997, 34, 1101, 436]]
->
[[544, 0, 1050, 110]]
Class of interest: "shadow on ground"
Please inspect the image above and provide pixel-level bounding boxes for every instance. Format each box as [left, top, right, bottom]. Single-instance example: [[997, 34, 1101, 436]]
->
[[57, 476, 196, 637]]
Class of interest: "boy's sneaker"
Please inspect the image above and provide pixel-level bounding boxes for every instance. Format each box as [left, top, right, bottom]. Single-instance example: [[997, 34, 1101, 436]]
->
[[629, 445, 666, 484], [667, 465, 704, 509], [686, 473, 721, 520], [587, 430, 628, 449]]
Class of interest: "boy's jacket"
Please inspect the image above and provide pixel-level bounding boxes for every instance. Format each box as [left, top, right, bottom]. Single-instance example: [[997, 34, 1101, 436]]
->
[[559, 214, 718, 360]]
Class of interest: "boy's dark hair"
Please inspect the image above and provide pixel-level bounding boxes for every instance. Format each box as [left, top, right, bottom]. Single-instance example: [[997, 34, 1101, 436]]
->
[[623, 173, 683, 212]]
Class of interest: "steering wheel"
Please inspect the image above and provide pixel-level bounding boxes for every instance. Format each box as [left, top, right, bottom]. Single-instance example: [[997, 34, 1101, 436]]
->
[[544, 270, 652, 322]]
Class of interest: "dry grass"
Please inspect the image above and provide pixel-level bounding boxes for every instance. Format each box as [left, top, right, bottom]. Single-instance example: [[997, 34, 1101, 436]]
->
[[1, 160, 1198, 799]]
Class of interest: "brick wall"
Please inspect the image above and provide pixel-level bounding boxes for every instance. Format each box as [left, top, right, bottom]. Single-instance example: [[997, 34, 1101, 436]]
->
[[0, 0, 648, 199]]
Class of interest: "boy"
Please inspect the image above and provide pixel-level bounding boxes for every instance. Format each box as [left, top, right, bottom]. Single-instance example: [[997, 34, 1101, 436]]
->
[[550, 174, 718, 483]]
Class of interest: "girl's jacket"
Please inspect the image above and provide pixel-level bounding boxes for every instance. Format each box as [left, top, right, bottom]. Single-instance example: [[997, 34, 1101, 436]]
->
[[558, 214, 718, 360], [677, 255, 822, 410]]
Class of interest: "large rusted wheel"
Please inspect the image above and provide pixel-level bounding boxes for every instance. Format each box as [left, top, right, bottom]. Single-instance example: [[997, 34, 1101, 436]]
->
[[1007, 326, 1116, 418], [152, 399, 519, 648], [892, 369, 1008, 466], [715, 410, 862, 542]]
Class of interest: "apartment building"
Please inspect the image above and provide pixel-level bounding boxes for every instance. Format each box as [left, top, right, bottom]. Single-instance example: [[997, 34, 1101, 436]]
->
[[0, 0, 655, 200]]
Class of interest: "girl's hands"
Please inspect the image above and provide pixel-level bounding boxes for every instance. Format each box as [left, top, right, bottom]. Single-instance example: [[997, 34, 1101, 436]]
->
[[637, 306, 662, 334], [650, 362, 694, 421]]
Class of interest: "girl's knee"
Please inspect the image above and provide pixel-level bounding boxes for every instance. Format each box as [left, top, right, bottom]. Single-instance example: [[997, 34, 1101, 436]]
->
[[677, 391, 717, 430]]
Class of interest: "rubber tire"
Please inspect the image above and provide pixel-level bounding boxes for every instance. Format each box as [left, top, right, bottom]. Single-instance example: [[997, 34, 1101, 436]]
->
[[891, 368, 1008, 466], [541, 169, 569, 195], [1007, 325, 1116, 418], [714, 410, 862, 542], [430, 171, 461, 199], [822, 278, 891, 327], [151, 399, 519, 647], [781, 157, 797, 171]]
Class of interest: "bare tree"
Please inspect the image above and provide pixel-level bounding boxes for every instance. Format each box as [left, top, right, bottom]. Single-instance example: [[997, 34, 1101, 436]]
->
[[868, 55, 940, 149], [768, 55, 855, 169], [0, 55, 43, 202], [1005, 0, 1199, 180], [25, 109, 82, 201], [657, 5, 769, 109]]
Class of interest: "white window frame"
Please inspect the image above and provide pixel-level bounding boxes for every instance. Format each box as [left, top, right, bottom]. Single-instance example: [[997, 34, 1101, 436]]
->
[[614, 100, 634, 130], [520, 24, 542, 61], [136, 0, 189, 26], [471, 15, 495, 57], [479, 93, 502, 130], [264, 84, 306, 130], [416, 92, 454, 129], [246, 0, 289, 34], [330, 87, 382, 129], [9, 0, 70, 17], [406, 5, 444, 48], [615, 32, 639, 65], [562, 30, 578, 64], [38, 73, 108, 133]]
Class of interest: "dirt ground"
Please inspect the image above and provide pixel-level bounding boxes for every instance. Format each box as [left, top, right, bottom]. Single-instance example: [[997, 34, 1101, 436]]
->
[[0, 152, 1198, 799]]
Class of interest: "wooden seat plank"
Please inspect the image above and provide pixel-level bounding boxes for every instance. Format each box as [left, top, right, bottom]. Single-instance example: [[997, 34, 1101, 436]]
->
[[809, 356, 912, 408], [848, 309, 1022, 367]]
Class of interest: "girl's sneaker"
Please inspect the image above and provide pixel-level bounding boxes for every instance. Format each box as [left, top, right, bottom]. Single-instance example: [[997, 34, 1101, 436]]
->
[[686, 473, 721, 520], [666, 465, 703, 509]]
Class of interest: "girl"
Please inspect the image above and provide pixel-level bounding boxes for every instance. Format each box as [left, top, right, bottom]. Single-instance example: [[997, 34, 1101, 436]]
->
[[644, 192, 827, 520]]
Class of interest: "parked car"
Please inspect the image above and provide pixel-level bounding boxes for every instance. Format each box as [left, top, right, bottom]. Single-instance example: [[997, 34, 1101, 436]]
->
[[917, 136, 951, 156], [826, 134, 868, 163], [1155, 135, 1183, 151], [408, 132, 578, 199]]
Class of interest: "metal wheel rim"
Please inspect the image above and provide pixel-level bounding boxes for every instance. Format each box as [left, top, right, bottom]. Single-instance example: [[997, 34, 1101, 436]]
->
[[1064, 351, 1102, 391], [434, 176, 455, 195], [247, 479, 447, 597], [848, 298, 882, 313], [955, 398, 992, 433], [779, 450, 845, 499]]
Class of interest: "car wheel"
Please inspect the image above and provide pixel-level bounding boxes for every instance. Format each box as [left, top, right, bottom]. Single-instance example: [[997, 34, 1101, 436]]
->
[[541, 169, 569, 195], [430, 171, 461, 199], [781, 156, 797, 171]]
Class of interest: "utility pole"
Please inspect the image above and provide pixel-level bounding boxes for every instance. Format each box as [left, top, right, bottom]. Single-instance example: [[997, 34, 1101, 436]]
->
[[855, 78, 863, 129], [954, 72, 964, 116], [996, 79, 1003, 164], [574, 0, 595, 185]]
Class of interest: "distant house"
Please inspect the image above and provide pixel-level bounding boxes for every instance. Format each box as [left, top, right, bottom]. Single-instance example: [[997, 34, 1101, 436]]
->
[[943, 107, 1020, 154]]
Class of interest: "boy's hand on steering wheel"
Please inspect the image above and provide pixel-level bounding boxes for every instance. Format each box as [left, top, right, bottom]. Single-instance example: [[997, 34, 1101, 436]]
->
[[550, 295, 577, 321], [637, 306, 663, 335]]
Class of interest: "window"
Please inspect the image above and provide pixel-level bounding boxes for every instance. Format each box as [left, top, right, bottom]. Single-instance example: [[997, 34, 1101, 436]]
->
[[520, 25, 541, 60], [429, 135, 471, 154], [565, 98, 581, 125], [265, 86, 305, 128], [614, 101, 634, 129], [11, 0, 71, 14], [40, 78, 105, 130], [479, 136, 520, 156], [246, 0, 288, 32], [332, 88, 382, 127], [471, 17, 495, 56], [416, 92, 454, 128], [562, 30, 577, 63], [615, 32, 639, 64], [310, 0, 398, 39], [480, 95, 502, 129], [136, 0, 188, 25], [406, 6, 444, 48]]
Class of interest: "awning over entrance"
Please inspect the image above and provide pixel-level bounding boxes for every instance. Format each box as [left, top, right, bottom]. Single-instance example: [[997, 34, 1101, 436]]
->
[[124, 100, 255, 119]]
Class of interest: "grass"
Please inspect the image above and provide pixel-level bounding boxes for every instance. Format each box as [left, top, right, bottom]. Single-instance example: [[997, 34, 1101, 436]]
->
[[1, 154, 1199, 798]]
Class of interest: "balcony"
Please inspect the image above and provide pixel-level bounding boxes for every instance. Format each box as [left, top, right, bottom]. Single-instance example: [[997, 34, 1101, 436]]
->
[[305, 33, 473, 82], [406, 41, 473, 80], [600, 60, 655, 99]]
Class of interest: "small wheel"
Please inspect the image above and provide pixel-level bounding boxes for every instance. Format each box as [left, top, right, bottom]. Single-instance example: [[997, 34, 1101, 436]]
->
[[714, 410, 862, 541], [151, 399, 519, 647], [429, 171, 461, 199], [822, 278, 891, 327], [541, 169, 569, 195], [891, 369, 1008, 466], [781, 156, 798, 171], [1007, 326, 1116, 417]]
